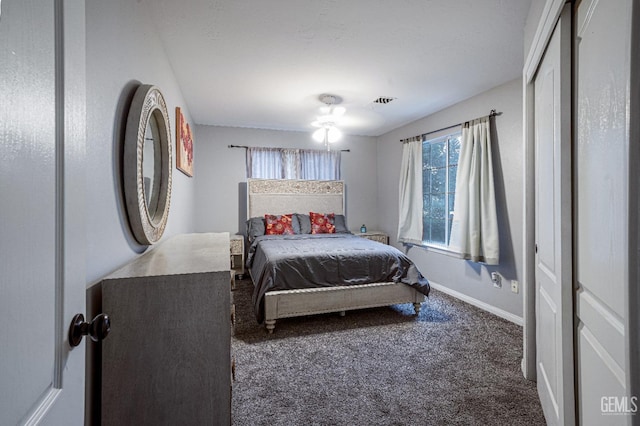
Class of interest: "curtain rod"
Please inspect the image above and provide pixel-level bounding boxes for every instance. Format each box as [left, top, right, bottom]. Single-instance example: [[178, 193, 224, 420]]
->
[[228, 144, 350, 152], [400, 109, 502, 143]]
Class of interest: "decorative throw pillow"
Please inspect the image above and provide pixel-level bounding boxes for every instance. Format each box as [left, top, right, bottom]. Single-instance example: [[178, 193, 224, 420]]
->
[[293, 213, 312, 234], [246, 217, 266, 242], [333, 214, 350, 233], [309, 212, 336, 234], [264, 214, 295, 235]]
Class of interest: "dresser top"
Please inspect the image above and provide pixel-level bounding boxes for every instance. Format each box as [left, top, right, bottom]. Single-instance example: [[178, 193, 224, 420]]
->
[[106, 232, 230, 279]]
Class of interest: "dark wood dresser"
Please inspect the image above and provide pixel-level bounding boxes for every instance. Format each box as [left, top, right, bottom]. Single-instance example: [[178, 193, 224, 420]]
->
[[101, 233, 231, 425]]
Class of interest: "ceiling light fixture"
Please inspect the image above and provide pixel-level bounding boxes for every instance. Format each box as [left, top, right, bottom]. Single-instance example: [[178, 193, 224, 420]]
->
[[311, 94, 345, 151]]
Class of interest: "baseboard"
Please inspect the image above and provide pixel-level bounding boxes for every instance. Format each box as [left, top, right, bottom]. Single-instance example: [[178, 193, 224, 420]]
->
[[429, 281, 523, 326]]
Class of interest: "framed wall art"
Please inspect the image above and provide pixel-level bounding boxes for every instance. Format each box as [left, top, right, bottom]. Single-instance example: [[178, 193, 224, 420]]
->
[[175, 106, 194, 177]]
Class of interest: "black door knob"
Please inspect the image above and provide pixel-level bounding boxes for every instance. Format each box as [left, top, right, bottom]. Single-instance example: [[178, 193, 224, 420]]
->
[[69, 313, 111, 347]]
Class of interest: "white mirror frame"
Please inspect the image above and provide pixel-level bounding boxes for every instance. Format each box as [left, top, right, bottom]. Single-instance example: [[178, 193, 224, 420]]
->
[[124, 85, 172, 245]]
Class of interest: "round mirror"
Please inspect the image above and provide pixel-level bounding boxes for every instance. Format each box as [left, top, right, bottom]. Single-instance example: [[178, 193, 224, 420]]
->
[[142, 111, 161, 221], [124, 85, 172, 245]]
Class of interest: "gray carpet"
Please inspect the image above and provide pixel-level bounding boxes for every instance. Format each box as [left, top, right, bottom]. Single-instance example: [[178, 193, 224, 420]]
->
[[231, 279, 546, 426]]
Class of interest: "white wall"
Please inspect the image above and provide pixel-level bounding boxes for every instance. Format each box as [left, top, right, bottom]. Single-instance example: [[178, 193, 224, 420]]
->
[[524, 0, 547, 60], [193, 126, 378, 235], [85, 0, 196, 285], [376, 78, 524, 320], [84, 2, 198, 422]]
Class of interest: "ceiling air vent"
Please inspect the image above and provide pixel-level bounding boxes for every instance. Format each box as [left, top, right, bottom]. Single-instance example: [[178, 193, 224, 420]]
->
[[373, 96, 396, 104]]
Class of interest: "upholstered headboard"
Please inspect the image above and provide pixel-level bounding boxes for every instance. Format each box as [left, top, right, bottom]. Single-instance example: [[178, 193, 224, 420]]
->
[[247, 179, 345, 218]]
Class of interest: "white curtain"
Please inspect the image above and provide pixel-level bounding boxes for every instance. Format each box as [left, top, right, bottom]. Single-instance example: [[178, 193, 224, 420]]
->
[[300, 149, 341, 180], [449, 116, 499, 264], [281, 149, 301, 179], [397, 138, 423, 244], [246, 147, 341, 180], [246, 147, 283, 178]]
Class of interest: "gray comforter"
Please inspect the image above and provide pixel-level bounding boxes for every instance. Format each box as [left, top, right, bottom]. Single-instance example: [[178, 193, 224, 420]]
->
[[247, 233, 430, 322]]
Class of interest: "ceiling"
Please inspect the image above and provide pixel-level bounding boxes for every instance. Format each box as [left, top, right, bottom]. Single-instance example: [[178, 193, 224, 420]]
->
[[149, 0, 532, 137]]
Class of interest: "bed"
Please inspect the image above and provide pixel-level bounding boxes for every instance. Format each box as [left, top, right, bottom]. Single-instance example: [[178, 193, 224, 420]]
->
[[245, 178, 430, 333]]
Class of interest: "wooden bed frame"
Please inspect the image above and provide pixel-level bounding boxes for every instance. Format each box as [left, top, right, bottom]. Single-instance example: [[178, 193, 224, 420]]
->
[[247, 179, 424, 333]]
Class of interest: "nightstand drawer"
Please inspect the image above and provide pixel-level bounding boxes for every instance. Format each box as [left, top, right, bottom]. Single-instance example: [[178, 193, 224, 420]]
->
[[356, 231, 389, 245]]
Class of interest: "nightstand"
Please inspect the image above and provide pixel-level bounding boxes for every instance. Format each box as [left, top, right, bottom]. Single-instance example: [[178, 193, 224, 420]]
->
[[229, 235, 245, 279], [356, 231, 389, 245]]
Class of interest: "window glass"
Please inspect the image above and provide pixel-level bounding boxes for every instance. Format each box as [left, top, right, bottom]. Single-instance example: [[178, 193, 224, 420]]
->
[[422, 132, 461, 247]]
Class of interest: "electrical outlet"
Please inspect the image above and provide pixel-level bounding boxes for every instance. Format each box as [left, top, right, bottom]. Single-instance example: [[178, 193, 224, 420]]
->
[[511, 280, 519, 294], [491, 272, 501, 288]]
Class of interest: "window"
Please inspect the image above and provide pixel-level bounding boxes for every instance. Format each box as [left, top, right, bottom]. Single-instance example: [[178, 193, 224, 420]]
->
[[422, 132, 461, 246], [246, 147, 341, 180]]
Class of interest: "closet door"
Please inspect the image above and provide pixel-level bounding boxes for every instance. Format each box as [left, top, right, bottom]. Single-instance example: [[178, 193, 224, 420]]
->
[[574, 0, 633, 423], [533, 4, 574, 425]]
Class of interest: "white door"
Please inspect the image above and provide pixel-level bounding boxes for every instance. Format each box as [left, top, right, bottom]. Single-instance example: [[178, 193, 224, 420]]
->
[[533, 5, 574, 425], [0, 1, 87, 424], [574, 0, 633, 424]]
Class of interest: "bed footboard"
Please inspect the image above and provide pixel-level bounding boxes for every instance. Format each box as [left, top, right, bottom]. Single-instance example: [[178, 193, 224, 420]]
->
[[263, 282, 424, 333]]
